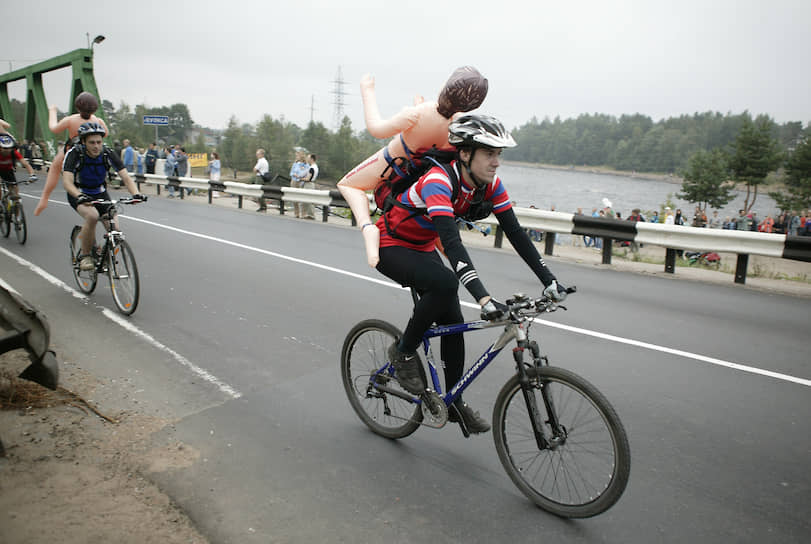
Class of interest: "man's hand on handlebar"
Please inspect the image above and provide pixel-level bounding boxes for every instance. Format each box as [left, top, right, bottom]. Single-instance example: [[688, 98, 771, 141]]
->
[[131, 194, 148, 202], [76, 194, 93, 206], [543, 280, 570, 302], [481, 298, 509, 321], [27, 174, 38, 183]]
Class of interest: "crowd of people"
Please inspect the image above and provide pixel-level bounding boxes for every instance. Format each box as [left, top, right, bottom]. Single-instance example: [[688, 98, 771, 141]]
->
[[571, 203, 811, 239]]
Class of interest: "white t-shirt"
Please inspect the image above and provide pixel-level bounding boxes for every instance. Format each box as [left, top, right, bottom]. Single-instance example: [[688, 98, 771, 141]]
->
[[254, 157, 269, 176], [308, 162, 319, 182]]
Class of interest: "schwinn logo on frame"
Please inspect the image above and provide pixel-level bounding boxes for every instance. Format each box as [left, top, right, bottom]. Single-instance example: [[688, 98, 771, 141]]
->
[[450, 345, 496, 397]]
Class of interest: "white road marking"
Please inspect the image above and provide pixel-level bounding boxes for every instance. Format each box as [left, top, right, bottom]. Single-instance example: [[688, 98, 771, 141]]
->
[[15, 194, 811, 389], [0, 244, 242, 399]]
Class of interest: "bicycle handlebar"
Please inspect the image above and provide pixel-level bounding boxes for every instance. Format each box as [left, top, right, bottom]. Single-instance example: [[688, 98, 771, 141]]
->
[[504, 286, 577, 318], [87, 196, 147, 206]]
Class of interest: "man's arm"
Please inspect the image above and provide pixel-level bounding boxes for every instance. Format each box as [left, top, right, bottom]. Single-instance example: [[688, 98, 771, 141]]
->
[[62, 171, 80, 198], [17, 157, 35, 176], [496, 208, 556, 286]]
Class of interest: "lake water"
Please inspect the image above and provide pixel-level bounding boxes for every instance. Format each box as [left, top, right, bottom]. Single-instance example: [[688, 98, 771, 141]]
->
[[499, 163, 779, 221]]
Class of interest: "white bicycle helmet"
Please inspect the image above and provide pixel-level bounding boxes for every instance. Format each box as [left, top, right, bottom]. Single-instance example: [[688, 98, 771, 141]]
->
[[0, 134, 16, 149], [448, 114, 516, 149]]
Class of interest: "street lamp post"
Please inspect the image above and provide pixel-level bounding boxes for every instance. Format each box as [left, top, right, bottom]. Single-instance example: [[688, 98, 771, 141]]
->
[[90, 34, 105, 53]]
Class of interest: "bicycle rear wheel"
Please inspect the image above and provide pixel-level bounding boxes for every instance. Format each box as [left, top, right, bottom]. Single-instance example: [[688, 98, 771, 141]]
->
[[341, 319, 422, 439], [107, 238, 139, 315], [69, 225, 97, 294], [13, 202, 26, 244], [493, 366, 630, 518]]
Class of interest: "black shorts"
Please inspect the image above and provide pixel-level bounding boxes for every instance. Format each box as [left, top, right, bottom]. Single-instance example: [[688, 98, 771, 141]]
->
[[68, 190, 112, 215], [0, 170, 16, 184]]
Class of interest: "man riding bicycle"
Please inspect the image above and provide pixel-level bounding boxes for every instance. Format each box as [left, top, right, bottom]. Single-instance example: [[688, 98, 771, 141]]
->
[[62, 122, 146, 271], [0, 134, 38, 195], [373, 114, 568, 434]]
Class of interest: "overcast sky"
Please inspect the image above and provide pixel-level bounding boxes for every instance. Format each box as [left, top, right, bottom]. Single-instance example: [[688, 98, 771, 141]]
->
[[6, 0, 810, 134]]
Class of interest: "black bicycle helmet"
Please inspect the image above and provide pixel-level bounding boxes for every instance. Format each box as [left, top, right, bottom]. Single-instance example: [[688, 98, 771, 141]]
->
[[0, 134, 16, 149], [448, 114, 516, 149], [77, 122, 106, 140]]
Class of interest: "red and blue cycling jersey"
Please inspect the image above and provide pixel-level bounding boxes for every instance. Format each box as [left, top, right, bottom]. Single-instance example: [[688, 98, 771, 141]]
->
[[0, 149, 22, 172], [378, 160, 512, 251]]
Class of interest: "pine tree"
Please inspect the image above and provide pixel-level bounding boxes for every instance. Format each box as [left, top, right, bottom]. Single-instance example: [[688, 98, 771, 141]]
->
[[728, 115, 783, 211], [678, 149, 735, 211]]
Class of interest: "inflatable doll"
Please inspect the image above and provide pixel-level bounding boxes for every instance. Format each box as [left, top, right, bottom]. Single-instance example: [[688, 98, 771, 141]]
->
[[34, 92, 108, 216], [337, 66, 488, 267]]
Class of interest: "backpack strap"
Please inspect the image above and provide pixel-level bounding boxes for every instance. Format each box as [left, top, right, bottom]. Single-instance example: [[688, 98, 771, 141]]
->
[[383, 158, 459, 244]]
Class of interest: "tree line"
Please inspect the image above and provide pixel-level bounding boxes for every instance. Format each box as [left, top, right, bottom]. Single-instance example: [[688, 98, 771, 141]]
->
[[6, 97, 810, 211]]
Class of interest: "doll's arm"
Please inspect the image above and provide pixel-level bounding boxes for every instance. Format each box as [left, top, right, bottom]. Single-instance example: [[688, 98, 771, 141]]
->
[[361, 74, 418, 139]]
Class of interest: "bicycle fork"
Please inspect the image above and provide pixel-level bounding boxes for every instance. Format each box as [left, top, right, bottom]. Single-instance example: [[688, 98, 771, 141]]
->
[[513, 328, 563, 451]]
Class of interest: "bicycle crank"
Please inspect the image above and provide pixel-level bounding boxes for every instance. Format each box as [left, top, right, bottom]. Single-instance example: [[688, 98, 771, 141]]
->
[[419, 390, 448, 428]]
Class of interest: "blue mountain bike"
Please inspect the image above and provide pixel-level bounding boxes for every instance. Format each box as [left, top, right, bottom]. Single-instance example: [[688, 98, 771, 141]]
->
[[341, 290, 630, 518]]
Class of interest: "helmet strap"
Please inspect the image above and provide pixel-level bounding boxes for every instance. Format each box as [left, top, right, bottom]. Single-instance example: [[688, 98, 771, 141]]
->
[[459, 147, 488, 188]]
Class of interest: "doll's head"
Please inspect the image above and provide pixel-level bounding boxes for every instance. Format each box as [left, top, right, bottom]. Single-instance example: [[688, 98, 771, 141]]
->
[[437, 66, 488, 118], [74, 92, 99, 119]]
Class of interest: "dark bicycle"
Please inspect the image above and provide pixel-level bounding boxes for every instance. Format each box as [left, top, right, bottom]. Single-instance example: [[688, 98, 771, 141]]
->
[[0, 176, 37, 244], [69, 196, 145, 315], [341, 288, 631, 518]]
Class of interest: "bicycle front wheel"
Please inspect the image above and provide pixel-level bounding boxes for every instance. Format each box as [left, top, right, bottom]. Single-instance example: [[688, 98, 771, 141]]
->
[[0, 201, 9, 238], [107, 238, 140, 315], [69, 225, 97, 294], [341, 319, 422, 439], [13, 203, 26, 244], [493, 366, 630, 518]]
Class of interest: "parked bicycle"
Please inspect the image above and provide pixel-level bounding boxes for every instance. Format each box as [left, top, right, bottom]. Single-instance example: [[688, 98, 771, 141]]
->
[[68, 196, 145, 315], [0, 175, 37, 244], [341, 288, 630, 518]]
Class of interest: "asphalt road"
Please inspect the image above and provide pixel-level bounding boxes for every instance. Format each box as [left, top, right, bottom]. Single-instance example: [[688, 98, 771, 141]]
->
[[2, 185, 809, 544]]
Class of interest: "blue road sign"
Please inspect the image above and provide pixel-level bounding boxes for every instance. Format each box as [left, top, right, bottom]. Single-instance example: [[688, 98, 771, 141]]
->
[[143, 115, 169, 126]]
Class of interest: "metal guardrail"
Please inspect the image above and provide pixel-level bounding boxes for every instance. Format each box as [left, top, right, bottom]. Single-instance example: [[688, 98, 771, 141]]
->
[[131, 173, 811, 285]]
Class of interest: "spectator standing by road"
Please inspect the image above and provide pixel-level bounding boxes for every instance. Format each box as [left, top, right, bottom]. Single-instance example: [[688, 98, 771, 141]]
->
[[736, 209, 751, 231], [253, 148, 269, 212], [21, 139, 32, 162], [29, 140, 42, 170], [208, 151, 221, 198], [289, 149, 309, 218], [121, 139, 135, 173], [708, 210, 722, 229], [649, 210, 659, 223], [164, 146, 178, 198], [692, 206, 707, 227], [758, 214, 774, 233], [145, 142, 158, 174], [175, 147, 191, 195], [787, 211, 800, 235], [664, 207, 675, 225], [673, 209, 685, 226], [299, 153, 319, 219], [136, 148, 145, 175], [626, 208, 645, 252]]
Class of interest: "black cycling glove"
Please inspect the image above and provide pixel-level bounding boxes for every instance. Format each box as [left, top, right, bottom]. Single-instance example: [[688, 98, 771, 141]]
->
[[76, 194, 93, 206], [481, 299, 509, 321]]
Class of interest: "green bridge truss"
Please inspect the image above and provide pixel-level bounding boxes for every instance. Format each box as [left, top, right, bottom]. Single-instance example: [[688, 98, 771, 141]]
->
[[0, 48, 108, 154]]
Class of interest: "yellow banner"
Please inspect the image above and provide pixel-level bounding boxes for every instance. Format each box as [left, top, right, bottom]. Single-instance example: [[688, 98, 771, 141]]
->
[[188, 153, 208, 168]]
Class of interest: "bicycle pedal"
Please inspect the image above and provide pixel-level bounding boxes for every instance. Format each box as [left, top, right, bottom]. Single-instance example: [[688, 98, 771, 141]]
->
[[448, 405, 471, 438]]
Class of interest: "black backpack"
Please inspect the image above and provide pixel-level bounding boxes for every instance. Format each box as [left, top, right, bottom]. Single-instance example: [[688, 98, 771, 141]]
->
[[377, 149, 496, 243], [376, 150, 458, 244], [70, 144, 116, 189]]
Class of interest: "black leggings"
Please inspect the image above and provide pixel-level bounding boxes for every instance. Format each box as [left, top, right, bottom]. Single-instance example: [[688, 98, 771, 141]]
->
[[376, 246, 465, 389]]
